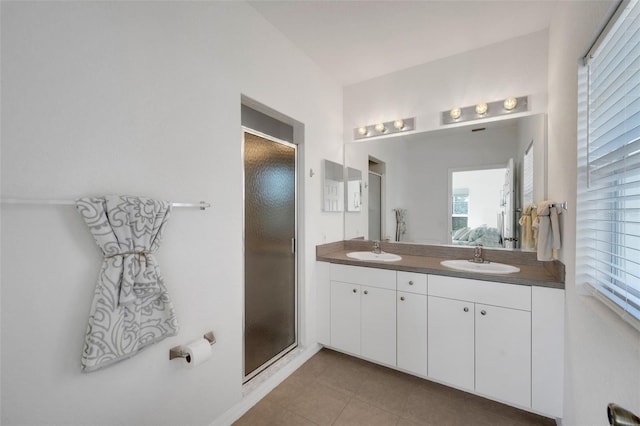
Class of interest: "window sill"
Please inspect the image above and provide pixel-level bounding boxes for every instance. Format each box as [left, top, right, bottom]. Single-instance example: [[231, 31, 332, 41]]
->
[[584, 283, 640, 334]]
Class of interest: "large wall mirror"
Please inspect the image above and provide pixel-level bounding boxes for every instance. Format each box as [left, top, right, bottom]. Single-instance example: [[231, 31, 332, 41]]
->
[[344, 114, 547, 251]]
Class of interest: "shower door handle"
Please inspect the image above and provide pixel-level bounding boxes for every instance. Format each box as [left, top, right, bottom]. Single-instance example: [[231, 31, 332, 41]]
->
[[291, 238, 296, 254]]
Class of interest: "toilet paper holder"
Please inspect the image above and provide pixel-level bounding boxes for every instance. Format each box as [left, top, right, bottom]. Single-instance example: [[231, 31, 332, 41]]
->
[[169, 331, 216, 361]]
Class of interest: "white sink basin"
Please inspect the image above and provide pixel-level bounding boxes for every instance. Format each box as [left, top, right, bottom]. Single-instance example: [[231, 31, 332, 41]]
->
[[440, 259, 520, 274], [347, 251, 402, 262]]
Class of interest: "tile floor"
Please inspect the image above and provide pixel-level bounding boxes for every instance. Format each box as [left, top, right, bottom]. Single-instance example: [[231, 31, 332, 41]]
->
[[234, 348, 555, 426]]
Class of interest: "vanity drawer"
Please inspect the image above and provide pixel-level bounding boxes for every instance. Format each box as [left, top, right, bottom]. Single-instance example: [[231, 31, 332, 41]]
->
[[330, 264, 396, 290], [428, 275, 531, 311], [397, 271, 428, 294]]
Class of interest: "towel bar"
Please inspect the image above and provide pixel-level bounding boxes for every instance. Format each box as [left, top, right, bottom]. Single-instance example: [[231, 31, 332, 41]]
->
[[519, 201, 568, 212], [169, 331, 216, 361], [550, 201, 568, 210], [1, 198, 211, 210]]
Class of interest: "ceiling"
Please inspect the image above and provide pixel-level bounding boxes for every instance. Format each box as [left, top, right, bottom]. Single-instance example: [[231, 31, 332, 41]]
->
[[248, 0, 558, 86]]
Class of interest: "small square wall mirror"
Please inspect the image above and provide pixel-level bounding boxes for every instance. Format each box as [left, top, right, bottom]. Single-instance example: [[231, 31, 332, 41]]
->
[[322, 159, 344, 212]]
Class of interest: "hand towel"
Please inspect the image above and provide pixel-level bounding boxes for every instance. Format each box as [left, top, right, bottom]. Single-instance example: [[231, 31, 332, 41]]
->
[[76, 196, 178, 372], [519, 204, 539, 250], [532, 201, 562, 261]]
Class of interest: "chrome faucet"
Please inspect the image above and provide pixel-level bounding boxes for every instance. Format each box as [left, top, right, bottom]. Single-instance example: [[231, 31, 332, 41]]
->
[[471, 243, 484, 263], [373, 240, 382, 254]]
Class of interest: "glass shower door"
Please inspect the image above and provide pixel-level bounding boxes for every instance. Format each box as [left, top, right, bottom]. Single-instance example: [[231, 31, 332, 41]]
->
[[243, 130, 297, 381]]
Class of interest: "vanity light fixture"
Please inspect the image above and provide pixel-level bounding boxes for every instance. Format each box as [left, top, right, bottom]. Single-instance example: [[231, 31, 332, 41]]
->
[[441, 96, 528, 125], [353, 117, 416, 140]]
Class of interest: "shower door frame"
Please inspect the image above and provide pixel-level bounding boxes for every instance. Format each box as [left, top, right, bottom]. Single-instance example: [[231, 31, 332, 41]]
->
[[241, 127, 299, 383], [368, 171, 383, 241]]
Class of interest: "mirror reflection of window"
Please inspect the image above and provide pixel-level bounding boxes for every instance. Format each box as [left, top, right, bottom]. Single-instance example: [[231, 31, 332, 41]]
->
[[452, 189, 469, 232]]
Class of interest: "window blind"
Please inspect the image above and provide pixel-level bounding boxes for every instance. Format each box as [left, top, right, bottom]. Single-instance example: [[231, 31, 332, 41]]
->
[[577, 0, 640, 328]]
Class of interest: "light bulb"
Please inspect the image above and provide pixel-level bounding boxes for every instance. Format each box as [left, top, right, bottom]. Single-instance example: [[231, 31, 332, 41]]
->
[[374, 123, 386, 133], [504, 97, 518, 110], [475, 102, 488, 115], [357, 126, 368, 136], [393, 119, 405, 130], [450, 108, 462, 120]]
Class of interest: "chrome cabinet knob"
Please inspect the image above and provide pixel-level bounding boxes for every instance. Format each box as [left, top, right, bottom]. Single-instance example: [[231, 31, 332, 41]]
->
[[352, 289, 357, 293], [463, 307, 469, 312], [364, 290, 368, 295], [481, 310, 487, 316], [400, 296, 405, 301], [409, 280, 414, 285]]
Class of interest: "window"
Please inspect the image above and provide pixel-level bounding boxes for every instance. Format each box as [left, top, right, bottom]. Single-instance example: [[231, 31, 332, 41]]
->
[[577, 0, 640, 330]]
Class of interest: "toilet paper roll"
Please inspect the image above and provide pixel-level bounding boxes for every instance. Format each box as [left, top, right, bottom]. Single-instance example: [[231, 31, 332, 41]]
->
[[184, 338, 212, 367]]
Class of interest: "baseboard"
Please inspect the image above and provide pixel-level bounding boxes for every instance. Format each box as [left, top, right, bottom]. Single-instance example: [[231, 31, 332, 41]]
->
[[210, 343, 322, 426]]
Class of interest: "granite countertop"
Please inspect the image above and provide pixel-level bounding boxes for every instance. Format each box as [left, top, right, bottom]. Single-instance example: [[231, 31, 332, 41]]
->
[[317, 241, 565, 289]]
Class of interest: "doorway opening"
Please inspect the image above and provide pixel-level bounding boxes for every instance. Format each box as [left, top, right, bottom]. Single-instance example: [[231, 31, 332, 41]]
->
[[449, 161, 514, 248], [368, 157, 385, 241], [242, 103, 299, 382]]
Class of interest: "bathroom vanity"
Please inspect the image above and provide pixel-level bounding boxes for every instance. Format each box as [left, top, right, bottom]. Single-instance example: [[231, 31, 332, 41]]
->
[[316, 240, 564, 419]]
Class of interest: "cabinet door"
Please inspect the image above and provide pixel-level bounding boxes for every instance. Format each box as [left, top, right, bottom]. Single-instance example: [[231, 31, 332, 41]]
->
[[361, 285, 396, 366], [330, 281, 361, 355], [475, 304, 531, 407], [397, 291, 427, 376], [428, 296, 475, 391]]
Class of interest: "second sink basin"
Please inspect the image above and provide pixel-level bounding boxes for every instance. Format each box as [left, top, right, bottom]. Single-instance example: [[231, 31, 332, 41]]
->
[[440, 259, 520, 274], [347, 251, 402, 262]]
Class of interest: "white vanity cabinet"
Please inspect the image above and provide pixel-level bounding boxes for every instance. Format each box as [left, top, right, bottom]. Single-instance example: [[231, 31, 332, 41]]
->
[[428, 275, 532, 408], [329, 264, 396, 366], [316, 261, 564, 418], [396, 271, 428, 376]]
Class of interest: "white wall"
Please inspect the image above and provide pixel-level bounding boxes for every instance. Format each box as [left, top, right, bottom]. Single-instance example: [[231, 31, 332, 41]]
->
[[343, 30, 548, 245], [547, 1, 640, 424], [344, 30, 549, 137], [0, 2, 342, 425]]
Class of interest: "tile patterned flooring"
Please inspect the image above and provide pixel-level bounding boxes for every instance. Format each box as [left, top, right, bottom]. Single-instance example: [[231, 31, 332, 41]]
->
[[234, 348, 555, 426]]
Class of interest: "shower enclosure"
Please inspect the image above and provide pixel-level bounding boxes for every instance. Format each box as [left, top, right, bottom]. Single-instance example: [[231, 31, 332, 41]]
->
[[243, 129, 297, 381]]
